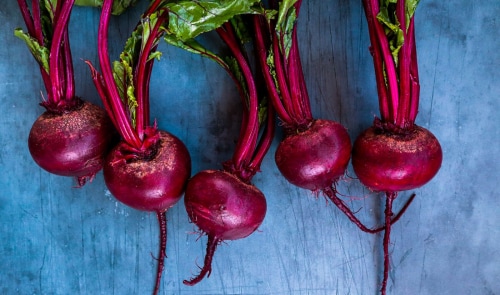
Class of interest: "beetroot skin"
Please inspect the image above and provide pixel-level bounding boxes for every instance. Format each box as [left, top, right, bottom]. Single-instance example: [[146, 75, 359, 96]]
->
[[28, 101, 116, 183], [184, 170, 267, 241], [275, 119, 352, 191], [352, 124, 443, 192], [104, 131, 191, 212], [182, 169, 267, 286]]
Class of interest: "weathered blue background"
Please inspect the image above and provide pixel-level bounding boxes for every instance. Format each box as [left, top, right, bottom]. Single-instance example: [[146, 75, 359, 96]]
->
[[1, 1, 499, 294]]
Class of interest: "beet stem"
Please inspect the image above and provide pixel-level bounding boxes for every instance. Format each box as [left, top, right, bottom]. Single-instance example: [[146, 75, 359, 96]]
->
[[381, 192, 397, 295], [183, 235, 219, 286], [216, 24, 260, 172], [323, 187, 415, 234], [152, 211, 167, 295]]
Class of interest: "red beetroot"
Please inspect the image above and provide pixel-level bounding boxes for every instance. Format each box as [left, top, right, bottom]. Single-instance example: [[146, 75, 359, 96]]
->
[[16, 0, 116, 186], [352, 123, 442, 192], [275, 119, 351, 191], [355, 1, 443, 293], [253, 1, 410, 233], [104, 130, 191, 212], [165, 15, 274, 285], [185, 170, 267, 241], [87, 1, 191, 294], [184, 170, 267, 285], [29, 101, 115, 184]]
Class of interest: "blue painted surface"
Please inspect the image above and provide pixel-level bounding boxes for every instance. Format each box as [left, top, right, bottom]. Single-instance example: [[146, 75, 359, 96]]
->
[[1, 1, 499, 294]]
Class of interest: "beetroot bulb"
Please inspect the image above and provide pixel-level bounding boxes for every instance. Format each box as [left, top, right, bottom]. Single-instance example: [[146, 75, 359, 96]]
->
[[87, 1, 190, 294], [252, 0, 413, 233], [164, 6, 275, 285], [354, 0, 442, 294], [15, 0, 116, 186]]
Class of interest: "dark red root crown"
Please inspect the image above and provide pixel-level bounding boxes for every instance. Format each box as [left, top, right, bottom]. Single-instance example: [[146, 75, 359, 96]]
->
[[183, 235, 220, 286]]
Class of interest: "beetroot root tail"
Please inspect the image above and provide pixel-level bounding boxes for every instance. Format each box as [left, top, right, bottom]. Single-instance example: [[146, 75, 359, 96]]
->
[[323, 186, 415, 234], [153, 211, 167, 295], [183, 235, 219, 286], [381, 191, 397, 295]]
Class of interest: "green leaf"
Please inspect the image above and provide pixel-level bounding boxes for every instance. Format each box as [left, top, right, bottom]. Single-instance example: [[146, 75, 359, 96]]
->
[[405, 0, 420, 28], [266, 49, 280, 96], [229, 15, 253, 45], [14, 28, 50, 73], [376, 0, 420, 66], [164, 32, 229, 70], [224, 55, 248, 98], [112, 58, 137, 127], [43, 0, 57, 21], [275, 0, 298, 57], [376, 7, 403, 65], [165, 0, 261, 41], [74, 0, 140, 15], [257, 96, 268, 125]]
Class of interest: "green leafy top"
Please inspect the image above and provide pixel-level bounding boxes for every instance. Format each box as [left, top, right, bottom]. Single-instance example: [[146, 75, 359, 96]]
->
[[275, 0, 298, 58], [163, 0, 261, 103], [14, 0, 58, 74], [376, 0, 419, 66], [164, 0, 261, 41], [14, 30, 51, 73], [74, 0, 140, 15]]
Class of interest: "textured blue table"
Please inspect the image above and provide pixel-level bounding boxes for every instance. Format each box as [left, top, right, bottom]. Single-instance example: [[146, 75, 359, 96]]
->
[[1, 1, 499, 294]]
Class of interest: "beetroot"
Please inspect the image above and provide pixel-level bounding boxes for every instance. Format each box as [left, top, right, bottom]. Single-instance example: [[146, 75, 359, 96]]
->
[[352, 123, 442, 192], [87, 1, 191, 293], [252, 0, 410, 233], [28, 101, 115, 184], [164, 11, 275, 285], [185, 170, 267, 241], [104, 130, 191, 212], [354, 1, 443, 293], [15, 0, 116, 186], [183, 170, 267, 285], [275, 119, 351, 191]]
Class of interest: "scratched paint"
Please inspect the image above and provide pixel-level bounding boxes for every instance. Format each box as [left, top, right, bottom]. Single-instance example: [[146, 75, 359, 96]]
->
[[0, 1, 499, 294]]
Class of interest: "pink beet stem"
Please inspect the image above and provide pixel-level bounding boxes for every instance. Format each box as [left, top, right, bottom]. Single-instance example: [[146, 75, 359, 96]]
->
[[362, 0, 400, 124], [381, 192, 397, 295], [48, 0, 75, 104], [408, 22, 420, 123], [183, 235, 219, 286], [152, 211, 167, 295], [248, 102, 276, 175], [135, 10, 166, 140], [62, 29, 75, 101], [96, 0, 142, 147], [253, 15, 293, 124], [216, 24, 260, 174]]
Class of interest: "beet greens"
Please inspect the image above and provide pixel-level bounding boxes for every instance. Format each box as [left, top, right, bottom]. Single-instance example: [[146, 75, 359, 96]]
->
[[75, 0, 140, 15]]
